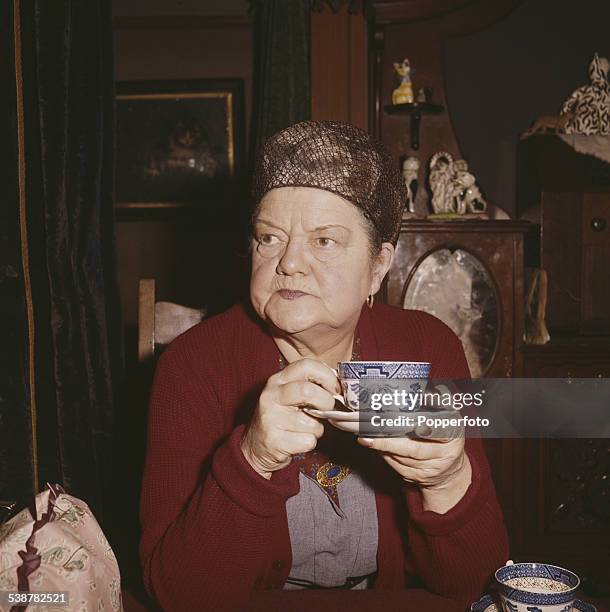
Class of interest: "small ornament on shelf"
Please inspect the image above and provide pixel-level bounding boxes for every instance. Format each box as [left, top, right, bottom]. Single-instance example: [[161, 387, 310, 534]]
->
[[392, 58, 414, 105], [401, 156, 419, 217], [416, 87, 433, 104], [428, 152, 455, 214], [452, 160, 487, 214], [428, 152, 488, 218], [386, 66, 442, 150]]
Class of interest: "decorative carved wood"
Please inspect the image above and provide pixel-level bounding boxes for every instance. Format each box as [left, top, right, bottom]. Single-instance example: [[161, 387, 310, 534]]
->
[[548, 439, 610, 531]]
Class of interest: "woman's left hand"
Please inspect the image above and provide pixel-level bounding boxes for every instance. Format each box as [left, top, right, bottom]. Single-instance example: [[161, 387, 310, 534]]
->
[[357, 435, 472, 512]]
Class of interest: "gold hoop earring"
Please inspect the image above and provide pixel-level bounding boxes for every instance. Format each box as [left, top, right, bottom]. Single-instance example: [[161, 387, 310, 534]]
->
[[367, 294, 375, 309]]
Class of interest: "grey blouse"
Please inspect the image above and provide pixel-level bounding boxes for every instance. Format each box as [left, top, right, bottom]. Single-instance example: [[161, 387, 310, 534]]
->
[[284, 468, 379, 589]]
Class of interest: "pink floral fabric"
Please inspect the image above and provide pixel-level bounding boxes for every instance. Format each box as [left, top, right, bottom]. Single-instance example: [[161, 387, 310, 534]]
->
[[0, 484, 122, 611]]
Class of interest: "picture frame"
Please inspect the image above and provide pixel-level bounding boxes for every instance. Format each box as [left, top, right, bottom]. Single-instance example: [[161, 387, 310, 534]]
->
[[114, 78, 244, 213]]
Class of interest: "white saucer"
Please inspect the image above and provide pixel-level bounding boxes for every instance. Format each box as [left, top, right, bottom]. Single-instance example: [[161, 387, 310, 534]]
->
[[470, 594, 597, 611]]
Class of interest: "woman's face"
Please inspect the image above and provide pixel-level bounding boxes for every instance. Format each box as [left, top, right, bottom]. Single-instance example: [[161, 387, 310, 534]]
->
[[250, 186, 394, 337]]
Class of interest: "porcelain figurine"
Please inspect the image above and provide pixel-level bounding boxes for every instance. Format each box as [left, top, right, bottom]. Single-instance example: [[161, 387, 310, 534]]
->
[[402, 156, 419, 215], [530, 52, 610, 135], [561, 52, 610, 134], [452, 160, 487, 214], [392, 58, 414, 105], [429, 154, 487, 216], [428, 152, 455, 214]]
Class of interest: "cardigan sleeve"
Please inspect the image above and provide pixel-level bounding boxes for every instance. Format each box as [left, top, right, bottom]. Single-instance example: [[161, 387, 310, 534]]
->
[[139, 347, 299, 611], [402, 316, 510, 608]]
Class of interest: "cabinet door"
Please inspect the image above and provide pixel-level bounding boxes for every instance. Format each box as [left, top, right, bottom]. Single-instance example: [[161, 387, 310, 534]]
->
[[386, 224, 524, 378], [540, 192, 582, 333], [581, 194, 610, 334], [517, 349, 610, 598], [523, 347, 610, 379], [515, 436, 610, 597]]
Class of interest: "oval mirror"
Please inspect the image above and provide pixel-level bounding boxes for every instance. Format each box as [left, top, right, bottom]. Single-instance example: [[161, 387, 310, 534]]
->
[[403, 248, 499, 377]]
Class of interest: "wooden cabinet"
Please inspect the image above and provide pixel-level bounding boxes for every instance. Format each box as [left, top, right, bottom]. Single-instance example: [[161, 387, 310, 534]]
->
[[522, 338, 610, 379], [515, 341, 610, 597], [519, 135, 610, 336], [525, 192, 610, 335], [517, 136, 610, 599], [581, 194, 610, 334], [365, 5, 610, 599], [382, 218, 610, 598], [384, 219, 529, 378]]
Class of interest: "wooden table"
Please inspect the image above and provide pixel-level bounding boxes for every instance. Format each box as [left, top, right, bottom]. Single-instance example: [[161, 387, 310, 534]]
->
[[122, 587, 609, 612]]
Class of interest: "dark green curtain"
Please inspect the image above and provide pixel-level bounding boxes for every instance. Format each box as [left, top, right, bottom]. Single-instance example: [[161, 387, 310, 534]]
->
[[251, 0, 311, 158], [2, 0, 122, 523]]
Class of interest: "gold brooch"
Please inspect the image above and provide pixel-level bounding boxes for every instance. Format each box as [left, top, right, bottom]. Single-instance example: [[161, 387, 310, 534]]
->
[[316, 462, 350, 488]]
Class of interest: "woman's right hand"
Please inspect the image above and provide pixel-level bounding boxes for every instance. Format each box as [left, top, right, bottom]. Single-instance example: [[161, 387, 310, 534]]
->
[[240, 358, 340, 479]]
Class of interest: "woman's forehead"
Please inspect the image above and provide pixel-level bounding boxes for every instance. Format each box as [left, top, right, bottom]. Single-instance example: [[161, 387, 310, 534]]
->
[[256, 187, 360, 225]]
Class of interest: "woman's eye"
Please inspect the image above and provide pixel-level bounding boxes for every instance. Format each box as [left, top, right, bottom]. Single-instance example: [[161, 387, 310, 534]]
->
[[258, 234, 278, 246], [314, 237, 336, 248]]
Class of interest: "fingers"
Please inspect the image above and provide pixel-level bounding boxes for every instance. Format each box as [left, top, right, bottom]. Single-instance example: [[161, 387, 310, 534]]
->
[[413, 423, 465, 442], [281, 432, 319, 455], [357, 436, 464, 460], [277, 358, 341, 395], [282, 411, 325, 437], [356, 435, 466, 488], [379, 454, 447, 485], [246, 359, 340, 473], [250, 415, 321, 455], [257, 396, 325, 436], [333, 393, 347, 407], [380, 453, 423, 476], [278, 380, 336, 412]]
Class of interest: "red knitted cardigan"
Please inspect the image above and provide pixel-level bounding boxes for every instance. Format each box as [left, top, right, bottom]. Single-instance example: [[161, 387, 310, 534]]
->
[[139, 302, 509, 611]]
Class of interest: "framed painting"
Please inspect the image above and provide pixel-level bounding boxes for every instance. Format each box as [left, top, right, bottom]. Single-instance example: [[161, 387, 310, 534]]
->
[[114, 78, 244, 212]]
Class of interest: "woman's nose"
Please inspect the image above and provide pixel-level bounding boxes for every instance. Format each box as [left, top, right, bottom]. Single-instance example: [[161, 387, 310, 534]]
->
[[276, 238, 307, 275]]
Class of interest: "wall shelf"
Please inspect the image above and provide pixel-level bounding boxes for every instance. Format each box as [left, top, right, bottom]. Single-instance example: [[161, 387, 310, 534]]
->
[[384, 102, 443, 150]]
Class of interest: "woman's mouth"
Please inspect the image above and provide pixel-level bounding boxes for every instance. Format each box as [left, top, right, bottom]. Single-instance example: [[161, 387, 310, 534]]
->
[[277, 290, 308, 300]]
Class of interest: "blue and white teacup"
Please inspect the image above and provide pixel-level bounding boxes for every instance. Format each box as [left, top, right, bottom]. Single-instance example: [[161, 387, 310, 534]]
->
[[495, 562, 580, 612], [336, 360, 431, 411]]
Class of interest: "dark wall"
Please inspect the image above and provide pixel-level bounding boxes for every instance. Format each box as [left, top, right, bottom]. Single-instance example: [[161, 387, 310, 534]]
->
[[445, 0, 610, 217], [113, 18, 254, 329]]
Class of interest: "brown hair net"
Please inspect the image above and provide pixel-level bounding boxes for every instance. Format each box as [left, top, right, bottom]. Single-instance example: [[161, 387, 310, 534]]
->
[[252, 120, 406, 245]]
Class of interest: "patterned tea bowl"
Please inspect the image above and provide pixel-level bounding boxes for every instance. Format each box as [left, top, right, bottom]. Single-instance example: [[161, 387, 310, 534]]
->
[[336, 361, 431, 411], [495, 563, 580, 612]]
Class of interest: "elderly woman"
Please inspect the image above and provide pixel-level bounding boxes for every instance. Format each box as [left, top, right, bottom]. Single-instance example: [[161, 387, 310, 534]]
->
[[139, 121, 508, 611]]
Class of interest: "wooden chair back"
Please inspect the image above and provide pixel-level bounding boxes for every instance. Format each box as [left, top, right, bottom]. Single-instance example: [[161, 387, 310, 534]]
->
[[138, 279, 206, 362]]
